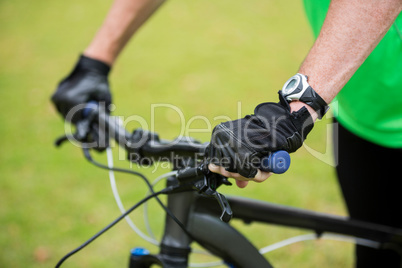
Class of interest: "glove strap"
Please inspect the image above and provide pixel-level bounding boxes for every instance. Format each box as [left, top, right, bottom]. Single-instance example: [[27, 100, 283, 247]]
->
[[278, 92, 314, 140]]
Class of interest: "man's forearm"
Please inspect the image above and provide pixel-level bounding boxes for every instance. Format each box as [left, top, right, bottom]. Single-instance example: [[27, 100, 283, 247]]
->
[[84, 0, 165, 65], [294, 0, 401, 115]]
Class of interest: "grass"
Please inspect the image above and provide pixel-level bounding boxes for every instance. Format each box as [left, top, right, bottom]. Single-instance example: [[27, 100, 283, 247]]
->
[[0, 0, 352, 267]]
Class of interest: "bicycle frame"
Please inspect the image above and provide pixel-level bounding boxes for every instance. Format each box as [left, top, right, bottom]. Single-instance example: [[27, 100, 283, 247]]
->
[[129, 179, 402, 268], [62, 106, 402, 268]]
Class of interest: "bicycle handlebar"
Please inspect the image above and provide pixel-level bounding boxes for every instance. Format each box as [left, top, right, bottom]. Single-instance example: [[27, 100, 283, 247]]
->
[[55, 103, 291, 222], [83, 102, 290, 174], [96, 108, 206, 163]]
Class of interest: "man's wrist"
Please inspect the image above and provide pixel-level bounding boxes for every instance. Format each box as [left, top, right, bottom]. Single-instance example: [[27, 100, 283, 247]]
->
[[79, 54, 111, 76], [280, 73, 327, 120], [83, 46, 115, 66], [296, 71, 335, 105]]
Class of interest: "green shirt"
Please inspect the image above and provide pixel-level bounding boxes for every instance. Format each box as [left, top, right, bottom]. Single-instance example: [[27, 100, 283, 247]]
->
[[303, 0, 402, 148]]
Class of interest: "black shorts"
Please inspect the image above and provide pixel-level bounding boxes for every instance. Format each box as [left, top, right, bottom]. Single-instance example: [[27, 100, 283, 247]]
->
[[334, 119, 402, 267]]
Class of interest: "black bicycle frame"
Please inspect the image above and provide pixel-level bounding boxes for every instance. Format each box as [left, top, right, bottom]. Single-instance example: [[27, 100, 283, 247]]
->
[[129, 187, 402, 268], [84, 107, 402, 268]]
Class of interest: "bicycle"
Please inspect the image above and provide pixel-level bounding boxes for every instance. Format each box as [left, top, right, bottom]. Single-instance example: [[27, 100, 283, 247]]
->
[[54, 103, 402, 268]]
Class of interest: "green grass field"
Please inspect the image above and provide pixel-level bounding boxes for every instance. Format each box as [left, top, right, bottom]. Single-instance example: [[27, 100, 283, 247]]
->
[[0, 0, 353, 267]]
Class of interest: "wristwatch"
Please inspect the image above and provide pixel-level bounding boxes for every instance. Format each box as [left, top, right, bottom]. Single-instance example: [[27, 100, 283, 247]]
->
[[280, 73, 329, 119]]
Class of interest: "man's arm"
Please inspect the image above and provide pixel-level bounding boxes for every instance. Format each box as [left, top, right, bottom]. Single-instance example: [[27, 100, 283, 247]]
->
[[51, 0, 165, 128], [84, 0, 165, 65], [210, 0, 402, 187], [291, 0, 402, 119]]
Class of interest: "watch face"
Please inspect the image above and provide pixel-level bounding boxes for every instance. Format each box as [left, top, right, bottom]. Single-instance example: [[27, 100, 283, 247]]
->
[[285, 79, 297, 91], [282, 75, 301, 95]]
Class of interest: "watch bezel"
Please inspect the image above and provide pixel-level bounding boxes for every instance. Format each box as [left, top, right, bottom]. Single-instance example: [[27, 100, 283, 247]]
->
[[280, 73, 329, 119], [282, 75, 301, 95], [282, 74, 308, 101]]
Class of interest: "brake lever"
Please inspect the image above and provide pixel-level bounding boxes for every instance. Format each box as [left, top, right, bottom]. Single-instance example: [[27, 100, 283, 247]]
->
[[175, 165, 233, 223], [53, 119, 92, 147], [202, 171, 233, 222], [54, 103, 108, 150], [54, 135, 70, 147], [212, 191, 233, 223]]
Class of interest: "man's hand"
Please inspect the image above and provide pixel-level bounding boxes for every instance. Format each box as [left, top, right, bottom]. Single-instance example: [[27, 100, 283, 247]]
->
[[51, 55, 112, 124], [208, 163, 272, 188], [207, 93, 314, 187]]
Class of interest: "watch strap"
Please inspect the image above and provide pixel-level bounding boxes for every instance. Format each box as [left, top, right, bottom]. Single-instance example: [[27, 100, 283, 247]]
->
[[298, 85, 329, 119], [280, 74, 329, 119]]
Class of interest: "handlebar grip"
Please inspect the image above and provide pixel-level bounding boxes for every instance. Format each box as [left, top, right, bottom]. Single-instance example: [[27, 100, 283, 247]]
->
[[259, 150, 291, 174]]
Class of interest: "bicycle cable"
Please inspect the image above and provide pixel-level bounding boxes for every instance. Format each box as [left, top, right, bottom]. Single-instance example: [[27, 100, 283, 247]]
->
[[54, 189, 165, 268], [105, 148, 230, 267], [143, 170, 178, 241], [142, 170, 216, 256], [77, 149, 382, 268], [104, 148, 226, 267], [82, 148, 199, 243], [106, 147, 159, 245]]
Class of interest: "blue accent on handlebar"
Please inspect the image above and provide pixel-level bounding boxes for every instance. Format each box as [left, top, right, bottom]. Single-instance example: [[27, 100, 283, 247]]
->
[[224, 261, 236, 268], [82, 101, 98, 118], [260, 150, 291, 174], [130, 247, 150, 256]]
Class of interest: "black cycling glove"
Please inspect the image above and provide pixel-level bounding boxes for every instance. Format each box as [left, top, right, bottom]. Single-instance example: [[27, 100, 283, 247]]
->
[[207, 93, 314, 178], [51, 55, 112, 124]]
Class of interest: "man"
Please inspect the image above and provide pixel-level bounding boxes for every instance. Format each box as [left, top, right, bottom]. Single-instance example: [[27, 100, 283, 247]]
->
[[52, 0, 402, 266]]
